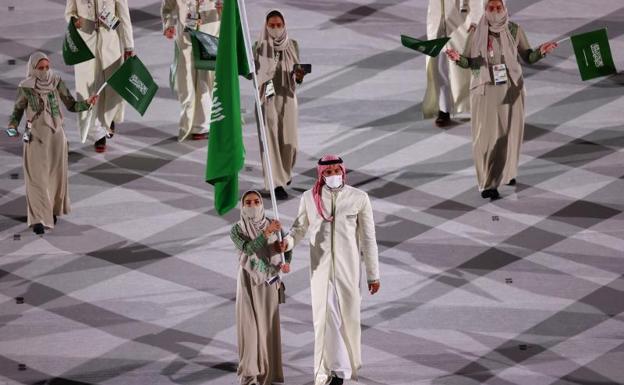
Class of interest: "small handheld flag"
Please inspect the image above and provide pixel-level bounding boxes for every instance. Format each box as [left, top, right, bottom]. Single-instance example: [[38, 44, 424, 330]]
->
[[569, 28, 617, 81], [63, 18, 95, 65], [401, 35, 451, 57]]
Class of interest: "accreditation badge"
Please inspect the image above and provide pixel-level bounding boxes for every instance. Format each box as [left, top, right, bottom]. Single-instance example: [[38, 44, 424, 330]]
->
[[98, 7, 120, 30], [493, 64, 508, 85], [265, 80, 276, 98]]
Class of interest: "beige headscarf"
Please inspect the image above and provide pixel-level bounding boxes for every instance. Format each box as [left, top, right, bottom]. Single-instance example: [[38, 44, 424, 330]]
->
[[256, 9, 299, 92], [470, 0, 522, 89], [19, 52, 62, 132], [237, 191, 281, 286]]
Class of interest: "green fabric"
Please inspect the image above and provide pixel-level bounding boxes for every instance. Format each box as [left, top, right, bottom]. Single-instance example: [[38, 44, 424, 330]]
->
[[8, 80, 89, 127], [231, 224, 268, 257], [401, 35, 451, 57], [62, 18, 95, 65], [106, 56, 158, 116], [205, 0, 250, 215], [188, 28, 218, 70], [570, 28, 617, 81]]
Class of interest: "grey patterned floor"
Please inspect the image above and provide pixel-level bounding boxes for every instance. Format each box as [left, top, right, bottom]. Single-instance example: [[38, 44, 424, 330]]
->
[[1, 1, 624, 384]]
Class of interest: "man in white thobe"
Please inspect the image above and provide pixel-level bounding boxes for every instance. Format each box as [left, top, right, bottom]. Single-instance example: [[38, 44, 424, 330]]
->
[[284, 155, 380, 385], [65, 0, 134, 152], [162, 0, 221, 141], [423, 0, 483, 127]]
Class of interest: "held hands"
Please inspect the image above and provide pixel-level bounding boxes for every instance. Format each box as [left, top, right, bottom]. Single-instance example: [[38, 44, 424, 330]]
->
[[446, 48, 461, 62], [164, 26, 176, 40], [87, 95, 99, 105], [368, 280, 380, 295], [539, 41, 558, 56]]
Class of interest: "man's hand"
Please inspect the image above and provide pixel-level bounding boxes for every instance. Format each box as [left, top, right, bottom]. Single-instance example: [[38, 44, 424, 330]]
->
[[368, 280, 380, 295], [87, 95, 99, 105], [468, 23, 477, 33], [446, 48, 461, 62], [164, 26, 176, 40], [124, 50, 134, 60], [280, 263, 291, 273], [539, 41, 558, 56], [74, 17, 82, 29]]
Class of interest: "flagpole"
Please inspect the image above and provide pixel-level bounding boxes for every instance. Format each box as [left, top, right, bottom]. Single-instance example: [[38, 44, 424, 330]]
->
[[556, 36, 571, 45], [238, 0, 285, 267]]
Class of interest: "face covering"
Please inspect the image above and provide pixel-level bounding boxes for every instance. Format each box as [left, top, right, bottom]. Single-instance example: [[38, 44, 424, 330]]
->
[[324, 175, 343, 189], [486, 10, 506, 25], [34, 69, 50, 82], [242, 206, 264, 221], [268, 27, 284, 39]]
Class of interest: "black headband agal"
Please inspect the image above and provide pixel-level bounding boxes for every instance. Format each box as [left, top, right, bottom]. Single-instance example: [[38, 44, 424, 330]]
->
[[318, 157, 344, 166]]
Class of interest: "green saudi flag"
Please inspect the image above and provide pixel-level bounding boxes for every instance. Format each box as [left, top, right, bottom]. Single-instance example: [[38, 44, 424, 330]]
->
[[62, 18, 94, 65], [205, 0, 251, 215], [401, 35, 451, 57], [106, 56, 158, 116], [187, 28, 219, 70], [570, 28, 617, 81]]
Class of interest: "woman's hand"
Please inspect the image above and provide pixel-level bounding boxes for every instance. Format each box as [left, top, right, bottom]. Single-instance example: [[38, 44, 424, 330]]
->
[[294, 67, 305, 83], [539, 41, 558, 56], [280, 263, 290, 273], [368, 280, 380, 295], [74, 17, 82, 29], [87, 95, 99, 105], [264, 220, 281, 237], [446, 48, 461, 62], [164, 26, 176, 40]]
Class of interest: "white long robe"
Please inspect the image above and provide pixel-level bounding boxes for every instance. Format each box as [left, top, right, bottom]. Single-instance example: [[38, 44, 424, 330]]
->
[[65, 0, 133, 142], [423, 0, 483, 118], [285, 185, 380, 385], [161, 0, 220, 141]]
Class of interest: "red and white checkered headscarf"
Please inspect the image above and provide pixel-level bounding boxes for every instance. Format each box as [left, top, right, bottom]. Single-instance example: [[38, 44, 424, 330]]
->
[[313, 155, 346, 222]]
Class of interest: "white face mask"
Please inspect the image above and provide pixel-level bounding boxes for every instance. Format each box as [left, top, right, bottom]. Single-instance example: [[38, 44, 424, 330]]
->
[[324, 175, 343, 189], [268, 27, 284, 39], [486, 10, 506, 25], [34, 69, 50, 82], [242, 206, 264, 221]]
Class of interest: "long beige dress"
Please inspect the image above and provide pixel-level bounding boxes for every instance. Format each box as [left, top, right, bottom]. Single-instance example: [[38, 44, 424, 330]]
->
[[423, 0, 483, 118], [9, 81, 90, 228], [231, 223, 291, 385], [285, 185, 380, 385], [458, 23, 545, 190], [254, 38, 301, 190], [65, 0, 133, 143], [161, 0, 220, 141]]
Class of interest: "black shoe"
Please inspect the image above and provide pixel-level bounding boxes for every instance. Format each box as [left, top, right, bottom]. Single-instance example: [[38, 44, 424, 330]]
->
[[53, 215, 57, 225], [481, 188, 501, 200], [274, 186, 288, 200], [287, 179, 292, 186], [506, 178, 517, 186], [329, 376, 344, 385], [94, 136, 106, 153], [33, 223, 45, 235], [109, 121, 115, 138], [435, 110, 451, 127]]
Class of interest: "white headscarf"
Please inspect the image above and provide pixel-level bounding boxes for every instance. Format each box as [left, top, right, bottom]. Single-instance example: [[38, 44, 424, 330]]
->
[[19, 52, 63, 131], [256, 9, 299, 91], [470, 0, 522, 88]]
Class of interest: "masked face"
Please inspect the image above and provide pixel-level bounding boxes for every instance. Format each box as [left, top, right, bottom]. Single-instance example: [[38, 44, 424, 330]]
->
[[268, 27, 284, 39], [324, 175, 343, 189], [34, 69, 50, 82], [486, 10, 506, 24], [242, 205, 264, 221]]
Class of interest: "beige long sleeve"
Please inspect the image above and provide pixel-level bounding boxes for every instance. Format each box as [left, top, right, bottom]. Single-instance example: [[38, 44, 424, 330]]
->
[[357, 194, 379, 282], [285, 195, 310, 251], [116, 0, 134, 50]]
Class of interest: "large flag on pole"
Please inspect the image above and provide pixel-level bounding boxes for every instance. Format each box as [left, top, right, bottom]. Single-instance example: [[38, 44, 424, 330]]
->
[[106, 56, 159, 116], [205, 0, 251, 215], [570, 28, 617, 81], [62, 18, 94, 65], [401, 35, 451, 57]]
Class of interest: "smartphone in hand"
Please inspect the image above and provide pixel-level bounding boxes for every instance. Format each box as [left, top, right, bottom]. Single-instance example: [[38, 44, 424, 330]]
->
[[293, 64, 312, 74]]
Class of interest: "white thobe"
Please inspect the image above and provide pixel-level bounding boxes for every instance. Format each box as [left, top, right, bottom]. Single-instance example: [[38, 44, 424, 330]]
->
[[65, 0, 133, 142], [285, 185, 380, 385], [423, 0, 484, 117], [161, 0, 220, 141]]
